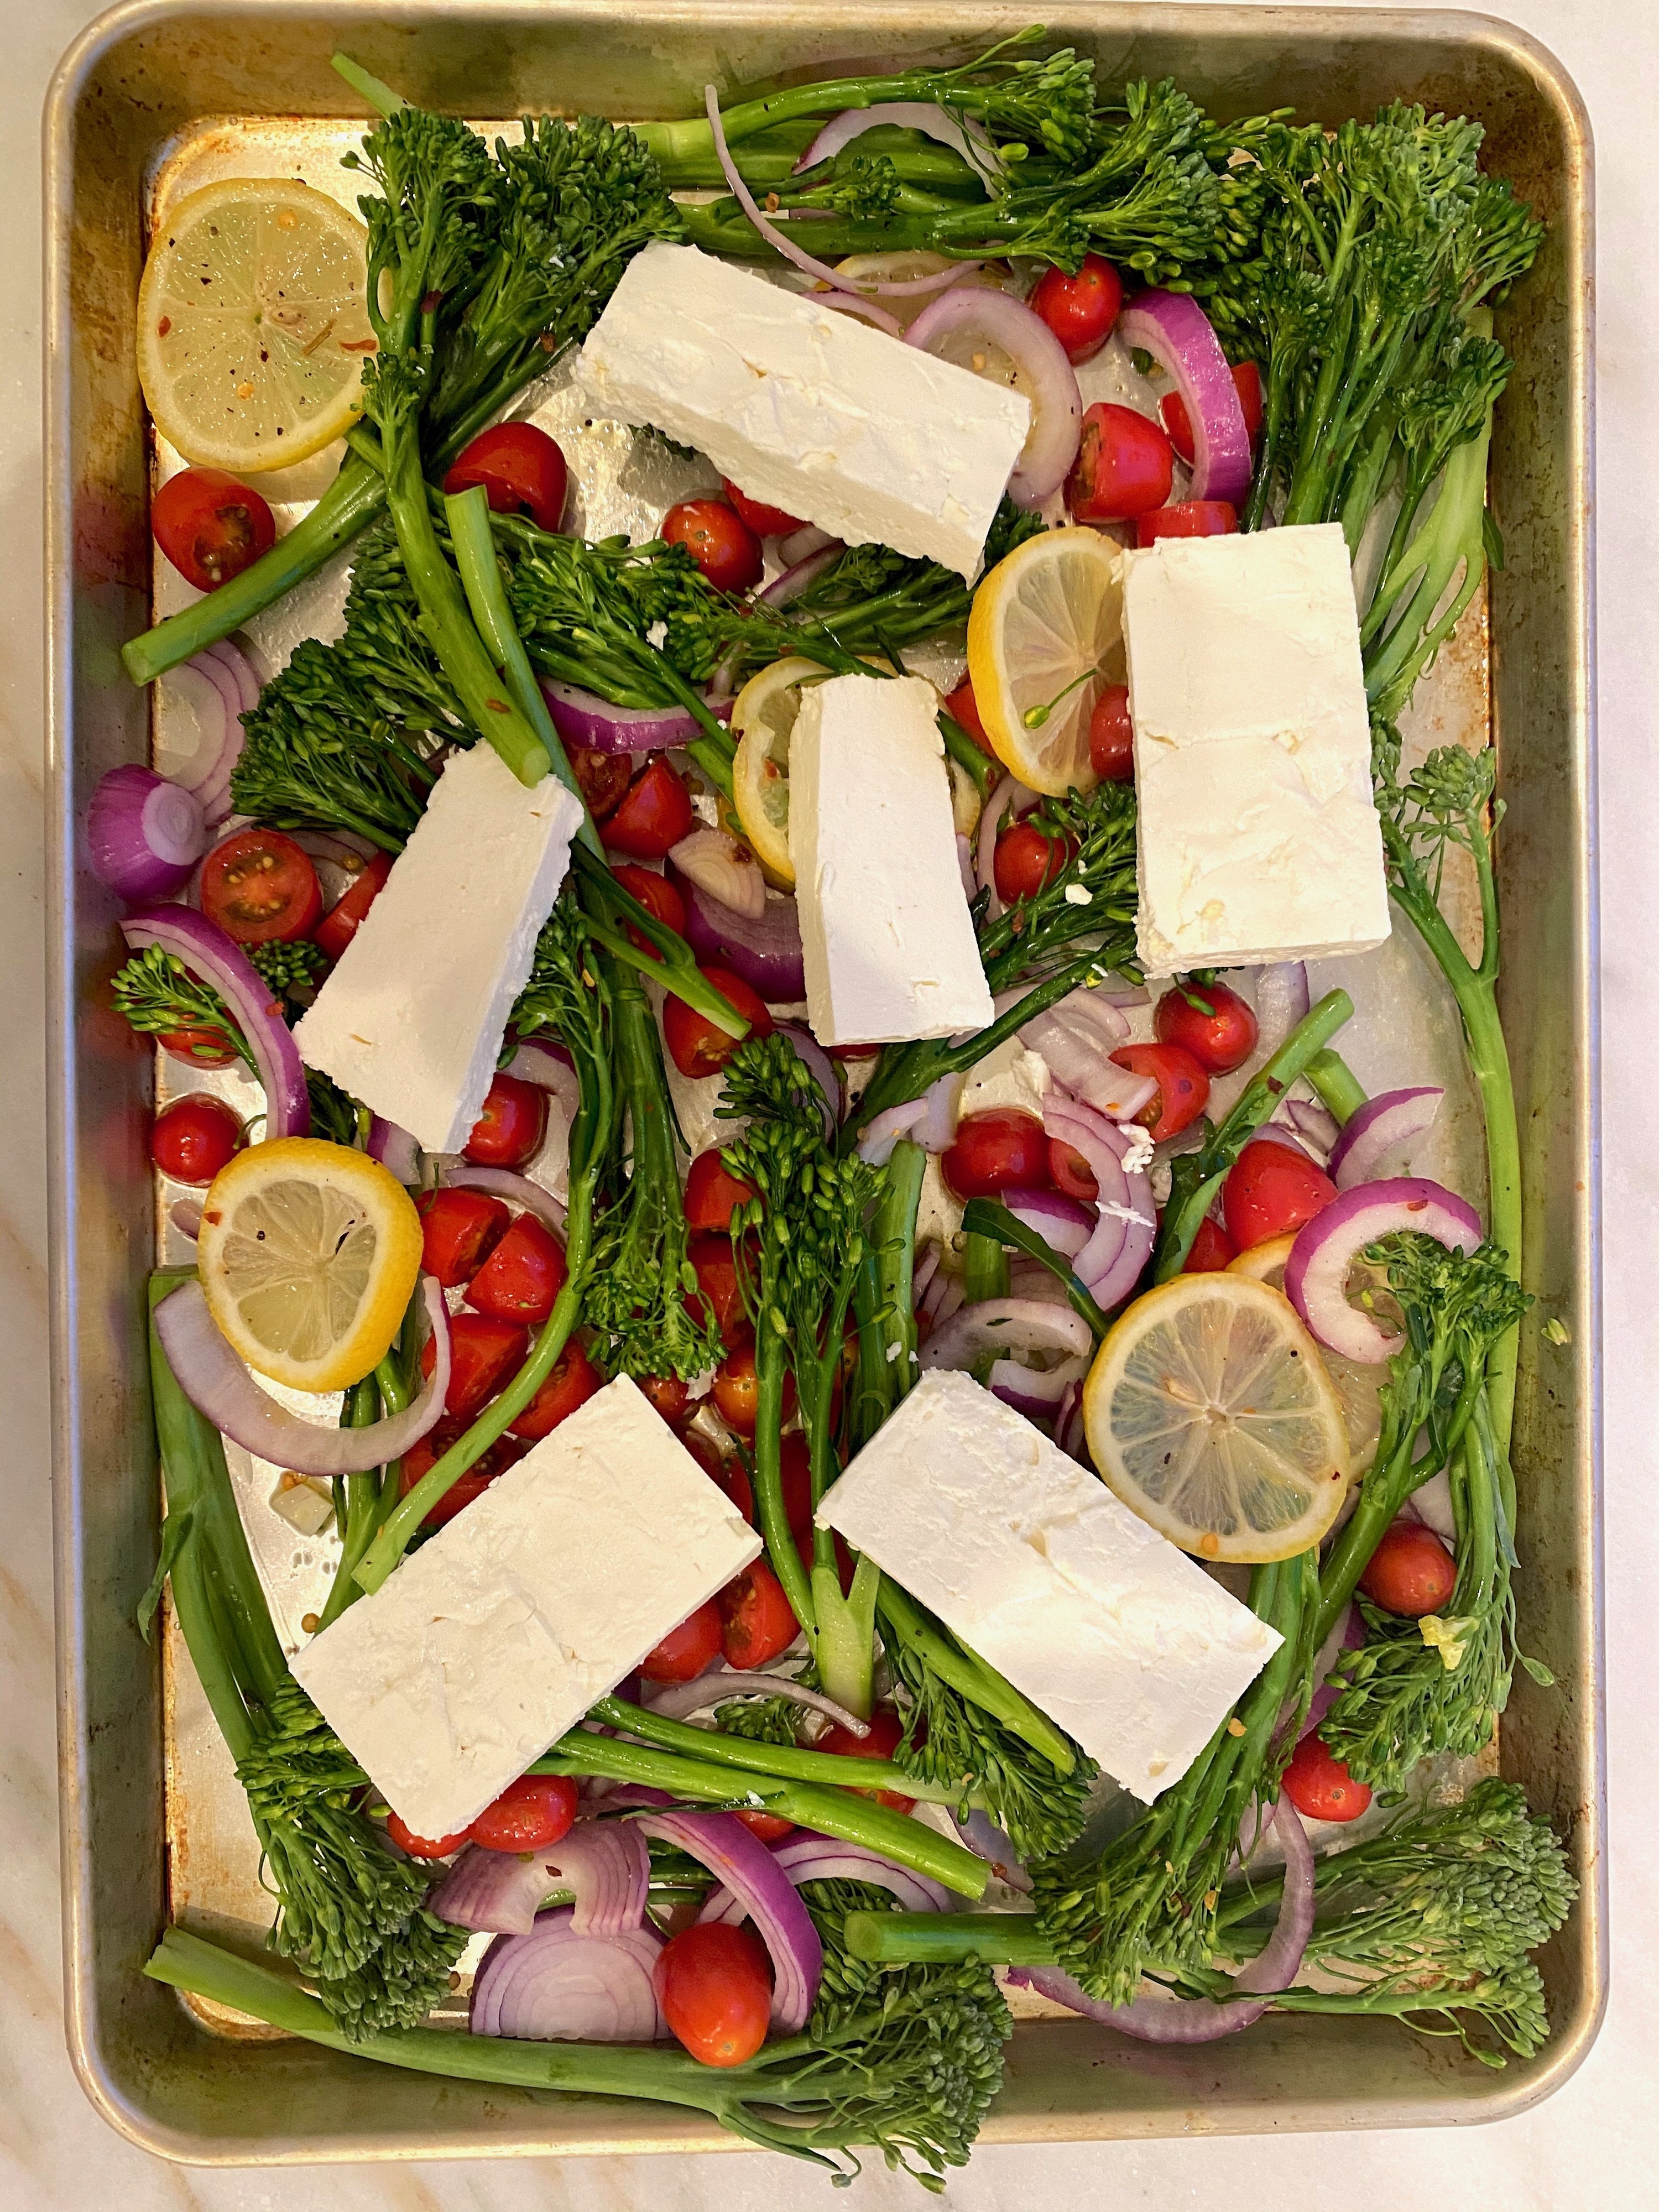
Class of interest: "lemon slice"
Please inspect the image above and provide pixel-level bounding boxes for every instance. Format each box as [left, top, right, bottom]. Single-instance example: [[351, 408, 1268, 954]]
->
[[138, 179, 374, 471], [1083, 1272, 1352, 1563], [966, 527, 1125, 795], [731, 655, 836, 887], [196, 1138, 422, 1392], [1228, 1233, 1384, 1477]]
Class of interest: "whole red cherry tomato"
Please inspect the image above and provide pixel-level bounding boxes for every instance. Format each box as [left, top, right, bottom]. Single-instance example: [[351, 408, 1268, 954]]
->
[[464, 1072, 548, 1168], [719, 478, 804, 538], [1027, 254, 1124, 363], [1048, 1136, 1098, 1203], [1182, 1213, 1237, 1274], [399, 1420, 529, 1527], [716, 1557, 799, 1670], [150, 1094, 242, 1184], [942, 1109, 1052, 1199], [684, 1147, 758, 1233], [640, 1373, 694, 1425], [662, 964, 772, 1080], [199, 828, 322, 945], [422, 1311, 530, 1421], [465, 1212, 568, 1326], [1067, 402, 1173, 523], [1159, 361, 1264, 465], [662, 498, 763, 593], [640, 1599, 724, 1683], [1088, 682, 1134, 781], [993, 821, 1072, 904], [313, 848, 394, 961], [1110, 1042, 1209, 1142], [1154, 980, 1259, 1074], [385, 1810, 471, 1860], [611, 860, 686, 958], [943, 673, 994, 755], [442, 421, 569, 533], [1136, 499, 1238, 547], [508, 1342, 602, 1440], [1282, 1734, 1371, 1823], [416, 1186, 510, 1288], [468, 1772, 580, 1853], [1360, 1521, 1458, 1618], [685, 1233, 753, 1346], [817, 1707, 916, 1812], [602, 755, 695, 860], [655, 1921, 773, 2067], [151, 467, 275, 591], [569, 745, 632, 822], [1222, 1140, 1336, 1252], [711, 1342, 795, 1437]]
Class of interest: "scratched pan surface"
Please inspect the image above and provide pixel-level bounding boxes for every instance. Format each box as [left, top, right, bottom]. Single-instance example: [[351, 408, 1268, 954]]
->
[[44, 2, 1600, 2167]]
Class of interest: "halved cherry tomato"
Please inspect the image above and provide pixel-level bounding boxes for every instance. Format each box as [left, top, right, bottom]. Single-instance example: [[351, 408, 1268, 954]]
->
[[150, 1094, 242, 1184], [662, 498, 763, 594], [442, 421, 569, 533], [684, 1148, 758, 1233], [199, 828, 322, 945], [151, 466, 275, 592], [719, 478, 804, 539], [685, 1233, 754, 1345], [942, 1109, 1051, 1200], [313, 849, 394, 961], [641, 1598, 724, 1683], [611, 860, 686, 959], [1088, 682, 1134, 781], [570, 745, 632, 823], [1360, 1521, 1458, 1618], [716, 1557, 799, 1670], [602, 755, 695, 860], [1110, 1042, 1209, 1142], [1182, 1213, 1237, 1274], [422, 1311, 530, 1420], [943, 674, 994, 755], [1282, 1734, 1371, 1823], [663, 965, 772, 1080], [415, 1186, 510, 1288], [158, 1026, 239, 1068], [1028, 253, 1124, 363], [1154, 980, 1259, 1074], [1067, 401, 1173, 523], [817, 1708, 915, 1812], [640, 1373, 693, 1425], [385, 1811, 471, 1860], [464, 1072, 548, 1169], [1222, 1140, 1337, 1252], [698, 1434, 754, 1522], [711, 1342, 795, 1437], [1049, 1137, 1099, 1202], [399, 1420, 529, 1527], [994, 821, 1073, 904], [1159, 361, 1264, 465], [732, 1808, 795, 1843], [655, 1921, 773, 2067], [1136, 499, 1237, 547], [468, 1772, 580, 1853], [508, 1341, 602, 1440], [464, 1212, 568, 1326]]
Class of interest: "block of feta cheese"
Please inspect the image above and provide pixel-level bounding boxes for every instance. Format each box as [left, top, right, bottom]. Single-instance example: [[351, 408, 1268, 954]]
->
[[291, 1376, 760, 1842], [575, 242, 1030, 580], [816, 1369, 1282, 1802], [789, 672, 993, 1047], [1125, 523, 1390, 977], [294, 745, 583, 1154]]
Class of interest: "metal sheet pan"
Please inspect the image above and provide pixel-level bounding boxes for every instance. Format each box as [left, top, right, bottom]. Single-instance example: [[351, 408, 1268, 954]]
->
[[45, 1, 1601, 2167]]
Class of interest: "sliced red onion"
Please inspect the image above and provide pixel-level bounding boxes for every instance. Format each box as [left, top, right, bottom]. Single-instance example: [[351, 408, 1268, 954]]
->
[[1253, 961, 1311, 1058], [760, 542, 844, 609], [669, 827, 766, 920], [920, 1298, 1093, 1373], [170, 1199, 202, 1240], [1297, 1602, 1366, 1743], [1286, 1098, 1341, 1156], [906, 285, 1081, 506], [989, 1352, 1088, 1422], [367, 1115, 421, 1186], [858, 1098, 926, 1166], [954, 1808, 1031, 1893], [642, 1668, 869, 1733], [819, 290, 905, 338], [778, 523, 839, 567], [121, 904, 310, 1139], [1328, 1087, 1444, 1191], [201, 635, 260, 715], [164, 651, 240, 804], [541, 678, 700, 755], [1231, 1796, 1316, 1994], [438, 1161, 568, 1238], [916, 1070, 967, 1153], [774, 1022, 840, 1139], [912, 1243, 942, 1306], [1001, 1187, 1093, 1261], [1285, 1177, 1483, 1363], [471, 1909, 665, 2042], [974, 773, 1040, 906], [1404, 1467, 1457, 1542], [920, 1271, 965, 1336], [432, 1820, 650, 1938], [86, 765, 207, 901], [508, 1040, 583, 1129], [154, 1276, 450, 1476], [702, 1837, 952, 1930], [1249, 1123, 1318, 1165], [1006, 1256, 1074, 1308], [1117, 290, 1251, 505], [1019, 990, 1137, 1113], [293, 827, 378, 870], [794, 102, 1000, 186], [1045, 1098, 1155, 1305], [635, 1807, 822, 2031], [1055, 1377, 1089, 1464], [675, 869, 807, 1003]]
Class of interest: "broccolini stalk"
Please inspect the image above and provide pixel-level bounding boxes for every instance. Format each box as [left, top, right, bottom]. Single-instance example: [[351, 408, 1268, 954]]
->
[[315, 1375, 384, 1631], [847, 1141, 927, 1449]]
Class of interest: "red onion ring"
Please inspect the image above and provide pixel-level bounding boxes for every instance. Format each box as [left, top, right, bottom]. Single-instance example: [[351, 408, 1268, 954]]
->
[[911, 1242, 942, 1307], [793, 102, 1001, 186], [954, 1807, 1031, 1892], [1297, 1601, 1366, 1743], [974, 774, 1040, 907], [471, 1909, 665, 2042], [165, 651, 242, 811], [1117, 290, 1252, 505], [1253, 961, 1311, 1059], [774, 1021, 841, 1139], [121, 904, 310, 1139], [858, 1099, 927, 1166], [702, 1836, 952, 1926], [201, 635, 260, 714], [635, 1807, 822, 2031], [989, 1352, 1088, 1422], [1000, 1188, 1093, 1259], [778, 524, 839, 567], [669, 827, 766, 919], [641, 1666, 868, 1732], [432, 1820, 651, 1938], [367, 1115, 421, 1185], [1044, 1100, 1132, 1293], [919, 1270, 965, 1337], [169, 1198, 203, 1241], [1286, 1097, 1342, 1156], [1284, 1177, 1483, 1363], [540, 678, 702, 756], [919, 1297, 1093, 1373], [759, 541, 845, 608], [508, 1040, 582, 1128], [1328, 1087, 1444, 1190], [817, 290, 905, 338], [86, 765, 207, 901], [438, 1161, 568, 1238], [915, 1069, 966, 1153], [906, 285, 1081, 507]]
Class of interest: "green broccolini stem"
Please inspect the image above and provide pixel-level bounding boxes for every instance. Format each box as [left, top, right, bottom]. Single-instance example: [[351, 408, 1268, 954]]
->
[[1304, 1048, 1368, 1125], [875, 1577, 1076, 1775], [845, 1911, 1060, 1967], [750, 1319, 816, 1638], [316, 1377, 384, 1631], [960, 1198, 1110, 1341], [962, 1227, 1010, 1305]]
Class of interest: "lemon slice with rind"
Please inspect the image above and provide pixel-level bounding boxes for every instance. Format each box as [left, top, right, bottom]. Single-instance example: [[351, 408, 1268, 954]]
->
[[1083, 1272, 1352, 1563], [966, 526, 1124, 795], [730, 656, 830, 888], [1228, 1232, 1384, 1478], [196, 1138, 422, 1392], [138, 179, 374, 471]]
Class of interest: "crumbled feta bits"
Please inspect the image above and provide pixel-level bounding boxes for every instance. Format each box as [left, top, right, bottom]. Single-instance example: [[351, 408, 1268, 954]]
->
[[816, 1369, 1283, 1802], [575, 242, 1031, 578]]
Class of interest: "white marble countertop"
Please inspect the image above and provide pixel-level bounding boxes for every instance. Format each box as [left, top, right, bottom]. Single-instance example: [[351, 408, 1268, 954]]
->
[[5, 1, 1655, 2204]]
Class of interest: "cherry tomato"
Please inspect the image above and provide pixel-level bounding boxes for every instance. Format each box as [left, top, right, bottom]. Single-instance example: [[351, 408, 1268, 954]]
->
[[719, 478, 804, 539], [943, 674, 994, 755], [1088, 682, 1134, 781], [639, 1373, 693, 1425], [1360, 1521, 1458, 1618], [640, 1598, 724, 1683], [732, 1808, 795, 1843], [399, 1421, 529, 1527], [158, 1026, 239, 1068], [698, 1433, 754, 1522], [1067, 402, 1173, 523], [415, 1186, 510, 1288], [817, 1708, 916, 1812], [602, 755, 695, 860], [1027, 253, 1124, 363], [1048, 1136, 1098, 1203], [199, 828, 322, 945], [1110, 1042, 1209, 1142], [569, 745, 632, 822], [662, 498, 763, 594], [312, 848, 394, 961], [442, 421, 569, 533], [994, 821, 1072, 904], [685, 1233, 754, 1346], [711, 1342, 795, 1437], [942, 1109, 1051, 1200], [1282, 1733, 1371, 1824], [385, 1811, 471, 1860], [1158, 361, 1264, 465], [655, 1921, 773, 2067], [1222, 1140, 1337, 1252], [509, 1342, 602, 1441], [464, 1211, 568, 1326], [1136, 499, 1238, 547], [1154, 980, 1259, 1074], [464, 1072, 548, 1169], [150, 467, 276, 592], [468, 1772, 580, 1853], [1183, 1213, 1237, 1274], [611, 860, 686, 959], [663, 965, 773, 1081], [150, 1093, 242, 1185], [684, 1148, 758, 1233], [422, 1311, 530, 1421], [716, 1557, 799, 1670]]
